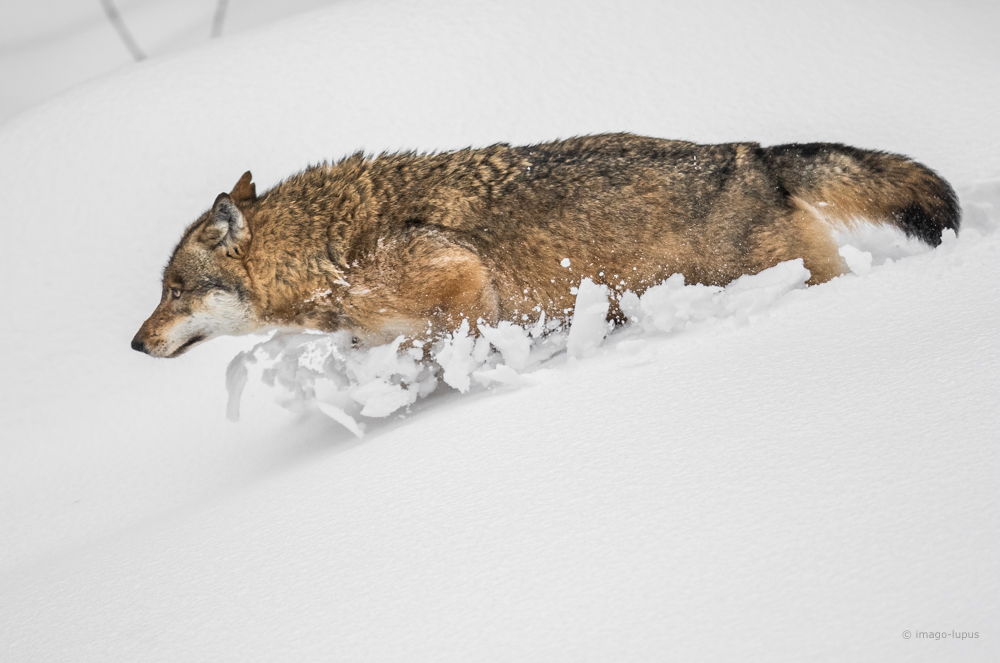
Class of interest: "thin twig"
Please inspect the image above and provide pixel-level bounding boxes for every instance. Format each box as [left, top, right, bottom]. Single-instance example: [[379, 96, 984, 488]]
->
[[99, 0, 146, 61], [211, 0, 230, 38]]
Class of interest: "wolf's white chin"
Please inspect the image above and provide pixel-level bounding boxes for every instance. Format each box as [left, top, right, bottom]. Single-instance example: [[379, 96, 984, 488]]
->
[[168, 334, 208, 357]]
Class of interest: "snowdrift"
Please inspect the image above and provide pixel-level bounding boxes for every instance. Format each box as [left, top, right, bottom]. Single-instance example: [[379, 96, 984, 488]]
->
[[1, 0, 998, 661]]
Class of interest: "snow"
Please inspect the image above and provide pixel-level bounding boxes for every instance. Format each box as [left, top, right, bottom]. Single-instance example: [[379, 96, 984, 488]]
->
[[0, 0, 341, 123], [478, 321, 533, 372], [227, 261, 819, 436], [566, 278, 611, 358], [839, 244, 874, 276], [1, 0, 998, 661]]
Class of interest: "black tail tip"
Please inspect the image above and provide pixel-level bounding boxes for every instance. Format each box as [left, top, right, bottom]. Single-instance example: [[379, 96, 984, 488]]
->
[[894, 190, 961, 247]]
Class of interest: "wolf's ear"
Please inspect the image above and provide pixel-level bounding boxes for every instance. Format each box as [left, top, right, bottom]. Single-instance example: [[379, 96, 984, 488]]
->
[[200, 192, 251, 255], [230, 171, 257, 207]]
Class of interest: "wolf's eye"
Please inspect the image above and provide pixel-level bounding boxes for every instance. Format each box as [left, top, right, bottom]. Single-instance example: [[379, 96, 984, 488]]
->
[[171, 288, 182, 299]]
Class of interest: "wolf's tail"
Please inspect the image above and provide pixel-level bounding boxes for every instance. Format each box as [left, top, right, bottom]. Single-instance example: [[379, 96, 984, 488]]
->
[[763, 143, 960, 245]]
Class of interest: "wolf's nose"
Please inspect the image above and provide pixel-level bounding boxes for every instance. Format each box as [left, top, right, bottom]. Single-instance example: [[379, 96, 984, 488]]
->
[[131, 335, 148, 354]]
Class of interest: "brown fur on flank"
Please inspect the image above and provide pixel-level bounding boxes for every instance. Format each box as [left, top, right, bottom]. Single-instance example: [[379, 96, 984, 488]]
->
[[132, 133, 959, 357]]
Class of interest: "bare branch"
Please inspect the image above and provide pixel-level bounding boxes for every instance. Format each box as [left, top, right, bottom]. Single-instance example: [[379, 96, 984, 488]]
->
[[99, 0, 146, 61], [211, 0, 230, 39]]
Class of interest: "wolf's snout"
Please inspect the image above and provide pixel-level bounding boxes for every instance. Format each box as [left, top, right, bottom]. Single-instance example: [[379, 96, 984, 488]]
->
[[131, 334, 149, 354]]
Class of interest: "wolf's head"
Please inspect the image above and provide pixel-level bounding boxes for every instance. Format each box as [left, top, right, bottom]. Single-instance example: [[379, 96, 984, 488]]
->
[[132, 172, 262, 357]]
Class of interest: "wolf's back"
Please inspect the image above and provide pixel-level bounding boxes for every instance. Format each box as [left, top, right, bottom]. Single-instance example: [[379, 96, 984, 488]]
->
[[762, 143, 960, 245]]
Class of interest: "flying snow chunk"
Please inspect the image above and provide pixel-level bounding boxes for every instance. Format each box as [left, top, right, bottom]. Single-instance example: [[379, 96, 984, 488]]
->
[[315, 401, 365, 438], [839, 245, 873, 276], [560, 258, 571, 267], [435, 319, 480, 392], [619, 273, 721, 334], [479, 321, 532, 370], [353, 381, 414, 417], [225, 350, 255, 421], [721, 259, 810, 316], [566, 278, 610, 358]]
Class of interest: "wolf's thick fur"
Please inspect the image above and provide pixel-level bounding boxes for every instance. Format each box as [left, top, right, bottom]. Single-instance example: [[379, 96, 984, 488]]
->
[[132, 133, 959, 357]]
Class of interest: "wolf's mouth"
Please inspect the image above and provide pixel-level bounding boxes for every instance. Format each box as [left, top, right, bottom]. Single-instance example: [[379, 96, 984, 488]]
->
[[170, 334, 207, 357]]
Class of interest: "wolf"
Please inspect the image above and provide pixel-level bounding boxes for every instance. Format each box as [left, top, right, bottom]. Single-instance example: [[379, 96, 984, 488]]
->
[[132, 133, 959, 357]]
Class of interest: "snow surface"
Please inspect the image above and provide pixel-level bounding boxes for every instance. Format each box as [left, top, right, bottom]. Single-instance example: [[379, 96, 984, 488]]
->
[[1, 0, 998, 661]]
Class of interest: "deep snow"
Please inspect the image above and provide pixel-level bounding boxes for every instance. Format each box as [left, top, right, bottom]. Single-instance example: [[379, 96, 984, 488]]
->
[[1, 1, 998, 661]]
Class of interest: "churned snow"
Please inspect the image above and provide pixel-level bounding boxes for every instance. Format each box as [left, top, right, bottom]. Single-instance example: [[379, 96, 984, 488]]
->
[[227, 260, 849, 435], [1, 1, 998, 661]]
